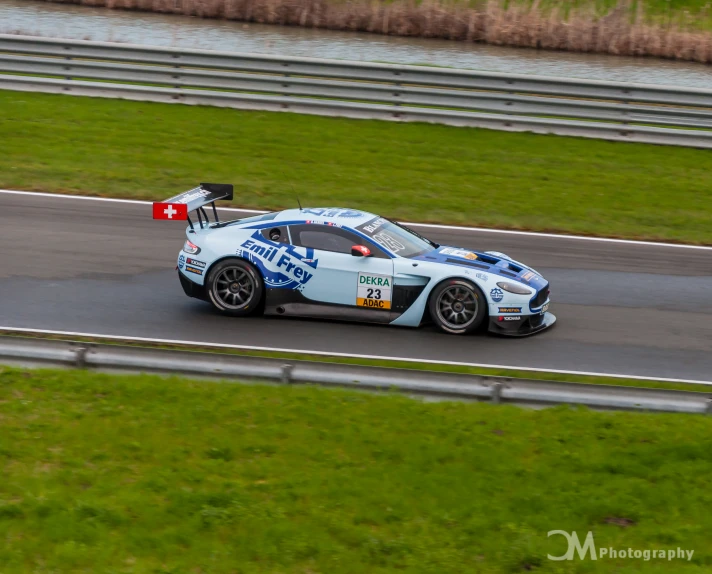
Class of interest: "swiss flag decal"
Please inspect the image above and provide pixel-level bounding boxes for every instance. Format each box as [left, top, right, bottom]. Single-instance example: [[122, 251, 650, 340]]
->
[[153, 202, 188, 220]]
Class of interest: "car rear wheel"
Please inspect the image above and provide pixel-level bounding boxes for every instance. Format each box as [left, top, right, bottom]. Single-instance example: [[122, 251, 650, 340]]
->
[[429, 279, 486, 335], [206, 258, 263, 317]]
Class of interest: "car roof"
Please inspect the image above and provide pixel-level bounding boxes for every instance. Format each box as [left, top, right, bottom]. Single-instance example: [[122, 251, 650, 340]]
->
[[271, 207, 378, 228]]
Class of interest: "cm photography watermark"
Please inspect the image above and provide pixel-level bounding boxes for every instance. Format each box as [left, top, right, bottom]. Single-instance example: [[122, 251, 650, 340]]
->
[[547, 531, 694, 562]]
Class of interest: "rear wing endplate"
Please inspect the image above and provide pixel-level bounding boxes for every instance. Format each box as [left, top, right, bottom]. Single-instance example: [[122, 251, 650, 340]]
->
[[153, 183, 233, 230]]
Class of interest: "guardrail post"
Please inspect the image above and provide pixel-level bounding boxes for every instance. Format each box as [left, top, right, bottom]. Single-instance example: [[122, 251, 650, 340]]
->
[[394, 81, 402, 107], [491, 382, 503, 404], [281, 364, 294, 384], [63, 47, 73, 81], [74, 346, 88, 369]]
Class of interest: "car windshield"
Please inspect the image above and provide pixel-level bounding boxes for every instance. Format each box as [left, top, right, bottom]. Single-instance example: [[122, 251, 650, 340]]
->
[[356, 217, 437, 258]]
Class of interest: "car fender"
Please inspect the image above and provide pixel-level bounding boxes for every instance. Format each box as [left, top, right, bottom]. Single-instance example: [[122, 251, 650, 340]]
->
[[390, 262, 492, 327], [179, 227, 256, 287]]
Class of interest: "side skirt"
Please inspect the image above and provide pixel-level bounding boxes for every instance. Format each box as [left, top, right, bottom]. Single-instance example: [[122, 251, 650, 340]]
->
[[265, 288, 394, 324]]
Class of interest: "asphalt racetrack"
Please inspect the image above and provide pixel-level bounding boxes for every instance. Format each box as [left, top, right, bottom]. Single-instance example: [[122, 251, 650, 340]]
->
[[1, 191, 711, 381]]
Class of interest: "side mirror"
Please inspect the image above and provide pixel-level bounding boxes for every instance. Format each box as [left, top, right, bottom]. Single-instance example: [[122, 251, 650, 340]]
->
[[351, 245, 372, 257]]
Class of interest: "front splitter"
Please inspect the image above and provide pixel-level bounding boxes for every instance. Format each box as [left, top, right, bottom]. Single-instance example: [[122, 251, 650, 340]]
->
[[488, 312, 557, 337]]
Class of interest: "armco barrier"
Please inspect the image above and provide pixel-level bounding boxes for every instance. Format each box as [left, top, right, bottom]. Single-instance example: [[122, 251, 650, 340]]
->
[[2, 34, 712, 147], [1, 335, 711, 414]]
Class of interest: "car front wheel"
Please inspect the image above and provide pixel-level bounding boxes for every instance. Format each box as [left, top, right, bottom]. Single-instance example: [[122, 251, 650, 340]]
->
[[429, 279, 486, 335], [206, 258, 264, 317]]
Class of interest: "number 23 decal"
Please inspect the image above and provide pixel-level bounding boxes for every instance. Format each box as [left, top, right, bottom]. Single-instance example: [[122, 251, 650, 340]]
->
[[357, 273, 392, 310]]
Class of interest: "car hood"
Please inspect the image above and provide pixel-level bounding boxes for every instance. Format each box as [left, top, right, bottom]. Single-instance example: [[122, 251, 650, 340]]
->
[[414, 245, 548, 289]]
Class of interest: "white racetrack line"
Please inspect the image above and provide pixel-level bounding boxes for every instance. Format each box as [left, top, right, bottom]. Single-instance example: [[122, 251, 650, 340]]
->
[[1, 326, 711, 386], [3, 188, 712, 251]]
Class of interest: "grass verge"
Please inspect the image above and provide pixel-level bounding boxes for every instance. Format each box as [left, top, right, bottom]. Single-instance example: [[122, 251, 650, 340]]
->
[[2, 90, 712, 244], [0, 366, 711, 573]]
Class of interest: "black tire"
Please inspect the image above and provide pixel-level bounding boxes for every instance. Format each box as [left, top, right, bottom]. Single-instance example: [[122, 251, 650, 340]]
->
[[428, 278, 487, 335], [206, 258, 264, 317]]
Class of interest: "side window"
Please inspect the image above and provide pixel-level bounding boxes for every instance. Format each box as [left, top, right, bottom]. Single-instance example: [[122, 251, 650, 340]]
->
[[289, 225, 389, 258], [299, 230, 353, 253]]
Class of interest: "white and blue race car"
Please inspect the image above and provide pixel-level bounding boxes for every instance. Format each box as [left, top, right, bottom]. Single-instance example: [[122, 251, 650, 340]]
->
[[153, 184, 555, 336]]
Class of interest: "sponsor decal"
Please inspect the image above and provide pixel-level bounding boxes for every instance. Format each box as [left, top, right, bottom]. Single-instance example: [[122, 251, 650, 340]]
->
[[490, 287, 504, 302], [362, 217, 387, 234], [357, 272, 392, 310], [185, 265, 203, 276], [541, 303, 550, 314], [303, 208, 362, 218], [238, 231, 318, 290], [521, 271, 537, 282], [372, 232, 406, 253], [476, 273, 489, 282], [174, 188, 212, 204], [499, 307, 522, 313], [178, 254, 185, 270], [305, 219, 341, 227], [186, 258, 206, 269], [441, 247, 478, 260], [305, 220, 341, 227], [503, 316, 521, 321]]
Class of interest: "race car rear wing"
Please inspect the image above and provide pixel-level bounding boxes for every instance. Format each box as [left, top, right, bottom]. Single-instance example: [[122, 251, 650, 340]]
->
[[152, 183, 233, 230]]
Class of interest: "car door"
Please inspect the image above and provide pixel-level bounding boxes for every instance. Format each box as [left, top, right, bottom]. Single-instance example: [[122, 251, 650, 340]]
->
[[287, 224, 394, 323]]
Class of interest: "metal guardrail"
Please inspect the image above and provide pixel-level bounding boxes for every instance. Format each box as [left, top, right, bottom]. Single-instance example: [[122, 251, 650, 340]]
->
[[1, 34, 712, 147], [1, 335, 711, 414]]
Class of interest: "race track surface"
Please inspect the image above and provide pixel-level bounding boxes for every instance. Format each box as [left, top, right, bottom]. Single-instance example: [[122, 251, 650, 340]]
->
[[1, 192, 711, 381]]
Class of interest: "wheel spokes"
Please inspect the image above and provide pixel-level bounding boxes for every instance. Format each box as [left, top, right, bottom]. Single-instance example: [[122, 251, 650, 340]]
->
[[437, 285, 478, 329], [215, 267, 256, 309]]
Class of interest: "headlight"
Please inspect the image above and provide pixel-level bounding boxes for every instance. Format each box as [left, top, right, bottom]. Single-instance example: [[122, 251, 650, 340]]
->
[[496, 281, 532, 295], [183, 239, 201, 255]]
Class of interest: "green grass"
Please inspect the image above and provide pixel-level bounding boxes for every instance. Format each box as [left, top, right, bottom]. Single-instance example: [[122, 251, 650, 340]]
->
[[535, 0, 711, 20], [2, 90, 712, 244], [1, 366, 712, 573], [506, 0, 712, 29]]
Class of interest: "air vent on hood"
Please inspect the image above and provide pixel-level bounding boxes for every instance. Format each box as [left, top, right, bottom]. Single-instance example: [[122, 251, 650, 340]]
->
[[445, 258, 489, 270], [475, 254, 499, 265], [476, 253, 523, 274]]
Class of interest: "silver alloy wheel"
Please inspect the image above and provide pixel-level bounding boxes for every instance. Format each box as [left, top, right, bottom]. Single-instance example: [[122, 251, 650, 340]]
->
[[435, 285, 478, 330], [215, 266, 255, 309]]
